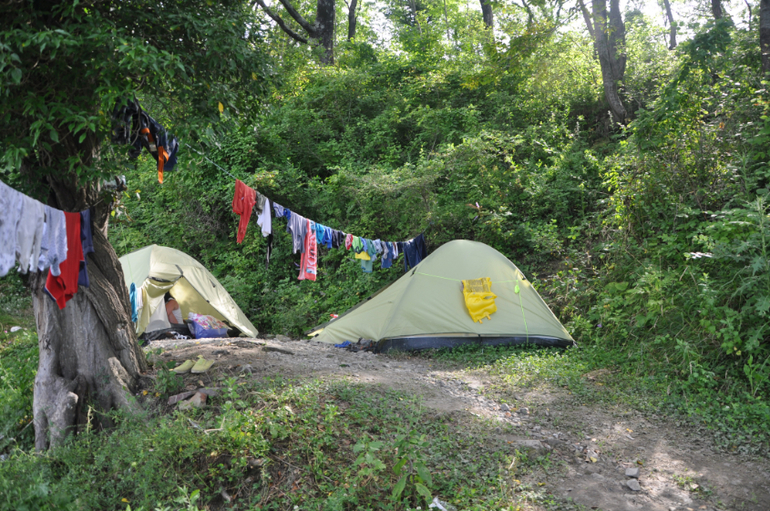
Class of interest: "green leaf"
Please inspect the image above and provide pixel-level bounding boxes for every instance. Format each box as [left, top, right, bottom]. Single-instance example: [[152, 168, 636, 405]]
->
[[50, 130, 59, 143], [415, 462, 432, 486], [11, 68, 21, 84], [415, 482, 431, 500], [393, 458, 407, 475], [391, 476, 406, 500]]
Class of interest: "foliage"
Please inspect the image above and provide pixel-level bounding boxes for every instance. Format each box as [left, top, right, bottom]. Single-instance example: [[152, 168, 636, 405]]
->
[[0, 378, 521, 510], [0, 273, 37, 454]]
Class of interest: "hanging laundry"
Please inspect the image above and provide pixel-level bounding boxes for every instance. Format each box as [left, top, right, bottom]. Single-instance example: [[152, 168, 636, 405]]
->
[[78, 208, 94, 287], [15, 193, 45, 275], [352, 236, 363, 253], [130, 283, 138, 323], [461, 277, 497, 323], [286, 211, 308, 254], [273, 202, 285, 218], [323, 226, 333, 249], [365, 238, 378, 262], [0, 181, 23, 276], [298, 219, 317, 281], [380, 241, 395, 269], [402, 233, 427, 271], [255, 194, 272, 236], [232, 179, 256, 244], [111, 98, 179, 184], [38, 205, 67, 276], [45, 212, 83, 309], [354, 251, 371, 261], [345, 233, 353, 250], [255, 196, 273, 268], [331, 230, 344, 249], [361, 259, 373, 273]]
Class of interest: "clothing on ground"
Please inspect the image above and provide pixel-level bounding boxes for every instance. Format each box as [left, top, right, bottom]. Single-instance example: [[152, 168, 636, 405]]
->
[[45, 212, 84, 309], [38, 205, 68, 276], [298, 219, 317, 281], [232, 179, 256, 244], [78, 208, 94, 287]]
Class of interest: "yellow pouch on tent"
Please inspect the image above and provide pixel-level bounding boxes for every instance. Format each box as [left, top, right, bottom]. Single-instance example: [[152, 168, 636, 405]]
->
[[462, 277, 497, 323]]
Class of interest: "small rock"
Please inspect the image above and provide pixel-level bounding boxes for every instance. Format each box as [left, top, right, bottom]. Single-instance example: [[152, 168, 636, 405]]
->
[[178, 392, 207, 410], [275, 334, 291, 342], [626, 479, 641, 491], [240, 364, 254, 374], [264, 346, 294, 355], [513, 439, 550, 451], [625, 467, 640, 478], [520, 407, 530, 415], [10, 326, 22, 333], [500, 403, 510, 412], [168, 390, 196, 405]]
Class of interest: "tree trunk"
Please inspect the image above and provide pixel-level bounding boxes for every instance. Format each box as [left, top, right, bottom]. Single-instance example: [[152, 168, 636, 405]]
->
[[592, 0, 627, 124], [662, 0, 677, 49], [479, 0, 493, 30], [316, 0, 336, 64], [347, 0, 357, 41], [761, 0, 770, 75], [32, 178, 147, 450], [712, 0, 725, 19]]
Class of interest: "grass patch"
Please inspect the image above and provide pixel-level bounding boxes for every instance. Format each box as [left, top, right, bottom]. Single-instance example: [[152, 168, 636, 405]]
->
[[0, 272, 37, 454], [0, 374, 581, 510]]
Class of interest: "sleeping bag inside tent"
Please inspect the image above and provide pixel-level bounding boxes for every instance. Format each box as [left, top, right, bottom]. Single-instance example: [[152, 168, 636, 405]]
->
[[311, 240, 573, 352], [119, 245, 258, 337]]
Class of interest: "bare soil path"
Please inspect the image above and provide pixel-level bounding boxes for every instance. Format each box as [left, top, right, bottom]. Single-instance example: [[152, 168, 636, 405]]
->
[[147, 336, 770, 511]]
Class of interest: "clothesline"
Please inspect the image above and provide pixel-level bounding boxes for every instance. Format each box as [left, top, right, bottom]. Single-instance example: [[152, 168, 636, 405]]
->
[[0, 180, 95, 310], [230, 178, 429, 281]]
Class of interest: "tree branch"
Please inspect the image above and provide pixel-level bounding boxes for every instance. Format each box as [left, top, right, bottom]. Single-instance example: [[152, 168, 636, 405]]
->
[[577, 0, 595, 38], [275, 0, 317, 36], [254, 0, 309, 44]]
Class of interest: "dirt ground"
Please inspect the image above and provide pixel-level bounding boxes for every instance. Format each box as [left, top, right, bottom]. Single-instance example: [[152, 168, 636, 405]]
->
[[146, 336, 770, 511]]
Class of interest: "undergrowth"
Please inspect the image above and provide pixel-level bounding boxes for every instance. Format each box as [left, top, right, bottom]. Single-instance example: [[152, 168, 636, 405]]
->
[[0, 375, 574, 510]]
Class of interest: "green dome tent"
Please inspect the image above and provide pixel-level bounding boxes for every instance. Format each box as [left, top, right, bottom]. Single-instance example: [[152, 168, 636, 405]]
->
[[119, 245, 257, 337], [312, 240, 573, 351]]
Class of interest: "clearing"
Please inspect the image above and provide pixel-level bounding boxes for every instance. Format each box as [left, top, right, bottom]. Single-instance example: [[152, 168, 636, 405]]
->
[[146, 336, 770, 511]]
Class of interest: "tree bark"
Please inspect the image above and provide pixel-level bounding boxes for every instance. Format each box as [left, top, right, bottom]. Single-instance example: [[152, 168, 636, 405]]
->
[[479, 0, 493, 30], [315, 0, 336, 64], [577, 0, 595, 39], [347, 0, 357, 41], [712, 0, 725, 19], [761, 0, 770, 75], [32, 177, 147, 450], [662, 0, 677, 49], [592, 0, 627, 124]]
